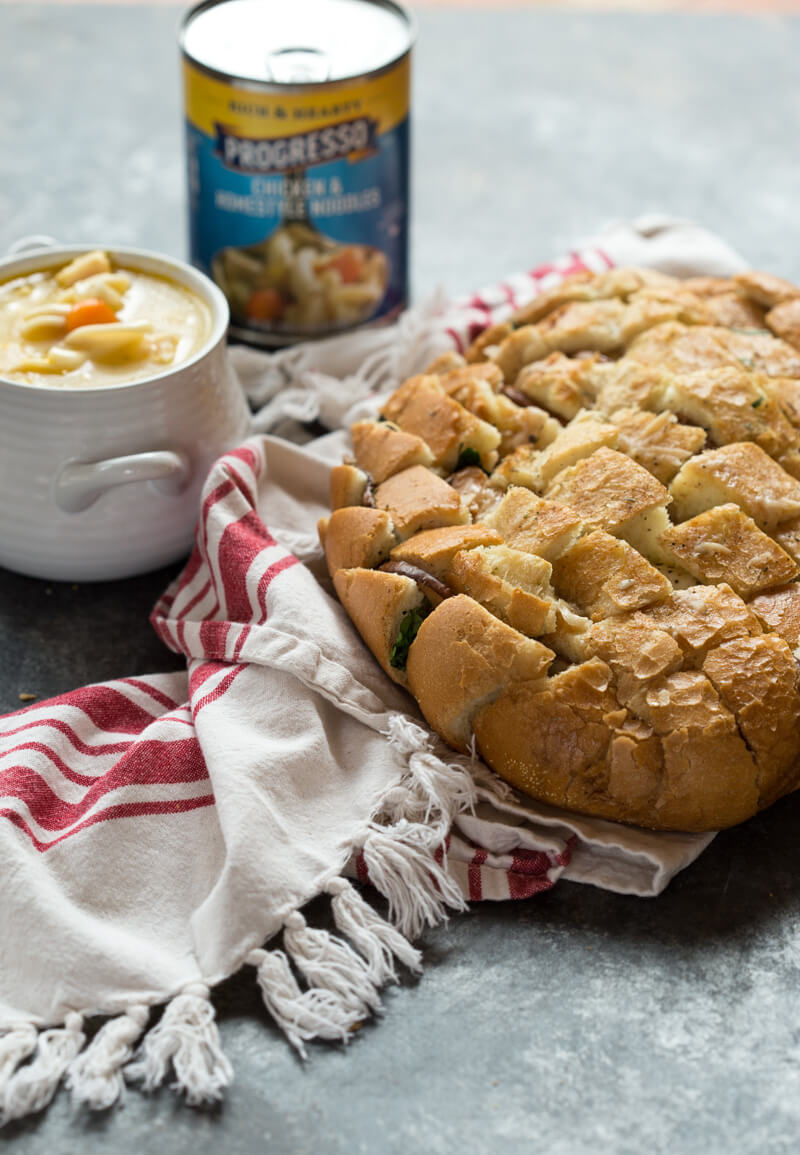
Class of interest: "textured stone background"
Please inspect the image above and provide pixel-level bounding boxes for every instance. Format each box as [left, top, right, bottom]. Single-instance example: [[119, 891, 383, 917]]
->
[[2, 5, 800, 1152]]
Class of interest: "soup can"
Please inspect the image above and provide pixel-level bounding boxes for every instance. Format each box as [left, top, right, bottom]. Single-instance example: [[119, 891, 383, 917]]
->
[[180, 0, 415, 347]]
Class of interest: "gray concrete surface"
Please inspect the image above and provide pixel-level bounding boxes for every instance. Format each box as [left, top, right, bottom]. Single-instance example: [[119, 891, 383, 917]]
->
[[2, 5, 800, 1153]]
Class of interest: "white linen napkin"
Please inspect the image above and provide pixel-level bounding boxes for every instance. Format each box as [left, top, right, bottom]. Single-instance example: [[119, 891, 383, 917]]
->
[[0, 218, 744, 1124]]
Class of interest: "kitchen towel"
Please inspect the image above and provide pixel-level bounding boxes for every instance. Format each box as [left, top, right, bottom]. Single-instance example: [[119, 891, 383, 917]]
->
[[0, 217, 743, 1123]]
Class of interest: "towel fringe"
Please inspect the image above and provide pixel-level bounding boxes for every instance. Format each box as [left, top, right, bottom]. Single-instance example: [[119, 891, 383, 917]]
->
[[0, 1013, 84, 1125], [282, 911, 382, 1018], [382, 715, 479, 837], [345, 714, 477, 941], [124, 985, 231, 1106], [247, 947, 362, 1059], [66, 1005, 149, 1111], [327, 877, 422, 984], [0, 1023, 38, 1087], [361, 825, 467, 941]]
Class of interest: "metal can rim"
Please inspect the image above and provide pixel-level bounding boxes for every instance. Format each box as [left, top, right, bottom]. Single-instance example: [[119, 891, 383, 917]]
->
[[180, 0, 417, 91]]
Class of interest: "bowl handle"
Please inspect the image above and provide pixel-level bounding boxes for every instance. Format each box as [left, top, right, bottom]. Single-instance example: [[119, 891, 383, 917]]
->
[[5, 235, 60, 257], [54, 450, 191, 513]]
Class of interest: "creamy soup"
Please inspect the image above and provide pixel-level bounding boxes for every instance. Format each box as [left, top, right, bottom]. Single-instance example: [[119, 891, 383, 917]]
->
[[0, 250, 213, 387]]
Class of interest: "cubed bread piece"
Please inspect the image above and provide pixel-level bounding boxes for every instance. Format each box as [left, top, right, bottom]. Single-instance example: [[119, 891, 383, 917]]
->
[[351, 420, 434, 484], [389, 523, 503, 583], [438, 360, 504, 396], [447, 466, 502, 520], [551, 530, 672, 619], [490, 326, 552, 383], [438, 365, 559, 455], [659, 503, 798, 598], [472, 658, 620, 813], [619, 287, 713, 343], [320, 506, 397, 577], [638, 670, 759, 831], [583, 617, 684, 707], [509, 268, 679, 328], [464, 321, 513, 363], [772, 515, 800, 564], [330, 463, 369, 510], [680, 276, 737, 297], [545, 447, 672, 539], [379, 374, 501, 472], [620, 503, 675, 567], [425, 350, 467, 376], [496, 404, 563, 456], [592, 361, 672, 415], [748, 582, 800, 647], [374, 465, 469, 540], [705, 294, 767, 330], [491, 444, 544, 491], [663, 368, 800, 462], [716, 328, 800, 379], [540, 600, 594, 663], [333, 567, 427, 686], [765, 377, 800, 431], [448, 544, 557, 637], [406, 594, 554, 750], [680, 279, 767, 327], [669, 442, 800, 530], [525, 412, 620, 491], [603, 716, 666, 816], [609, 407, 706, 484], [656, 563, 699, 590], [766, 298, 800, 351], [532, 298, 628, 355], [638, 583, 762, 665], [733, 270, 800, 309], [483, 486, 585, 560], [513, 351, 600, 420], [492, 299, 627, 382], [641, 669, 737, 735], [626, 322, 740, 373], [438, 370, 504, 426], [703, 635, 800, 801]]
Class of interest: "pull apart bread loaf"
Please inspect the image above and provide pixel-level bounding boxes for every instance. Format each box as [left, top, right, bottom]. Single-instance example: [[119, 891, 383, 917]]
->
[[319, 267, 800, 832]]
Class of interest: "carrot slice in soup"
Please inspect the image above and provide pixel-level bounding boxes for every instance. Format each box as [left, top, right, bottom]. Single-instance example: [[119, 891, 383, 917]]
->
[[246, 287, 286, 321], [65, 299, 119, 331]]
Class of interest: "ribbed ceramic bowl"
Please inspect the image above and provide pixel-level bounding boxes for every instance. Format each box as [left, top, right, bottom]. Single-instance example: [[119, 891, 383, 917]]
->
[[0, 243, 251, 581]]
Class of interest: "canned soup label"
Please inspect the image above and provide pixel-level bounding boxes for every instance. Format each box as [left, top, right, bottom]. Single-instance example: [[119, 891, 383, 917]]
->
[[183, 56, 410, 337]]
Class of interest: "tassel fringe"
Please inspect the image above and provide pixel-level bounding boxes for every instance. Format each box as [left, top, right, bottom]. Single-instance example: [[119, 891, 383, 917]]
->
[[124, 985, 232, 1106], [0, 708, 491, 1120], [0, 1024, 37, 1087], [328, 877, 422, 984], [361, 825, 467, 941], [0, 1013, 85, 1124], [248, 947, 362, 1059], [283, 911, 382, 1018], [66, 1005, 149, 1111]]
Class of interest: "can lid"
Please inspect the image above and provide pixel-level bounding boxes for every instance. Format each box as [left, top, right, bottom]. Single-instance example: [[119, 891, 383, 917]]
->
[[182, 0, 414, 85]]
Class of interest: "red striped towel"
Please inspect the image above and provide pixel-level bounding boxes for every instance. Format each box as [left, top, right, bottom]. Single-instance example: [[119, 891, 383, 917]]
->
[[0, 219, 739, 1123]]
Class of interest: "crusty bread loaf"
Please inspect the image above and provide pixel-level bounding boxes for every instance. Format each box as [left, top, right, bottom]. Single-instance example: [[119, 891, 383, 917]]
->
[[322, 266, 800, 832]]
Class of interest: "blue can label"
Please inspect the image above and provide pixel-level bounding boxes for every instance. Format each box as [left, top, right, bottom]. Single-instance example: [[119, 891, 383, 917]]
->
[[183, 57, 410, 343]]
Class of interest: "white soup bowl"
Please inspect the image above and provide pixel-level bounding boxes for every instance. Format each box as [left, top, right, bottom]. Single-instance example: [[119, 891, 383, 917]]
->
[[0, 243, 252, 582]]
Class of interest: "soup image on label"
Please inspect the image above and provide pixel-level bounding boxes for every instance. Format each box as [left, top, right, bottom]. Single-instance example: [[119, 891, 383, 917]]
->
[[212, 221, 389, 334], [0, 250, 213, 387]]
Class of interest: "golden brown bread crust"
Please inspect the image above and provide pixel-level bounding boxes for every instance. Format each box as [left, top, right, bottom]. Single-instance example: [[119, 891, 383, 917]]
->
[[324, 266, 800, 832], [332, 567, 425, 686], [320, 507, 397, 577], [406, 595, 554, 751], [350, 420, 434, 484]]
